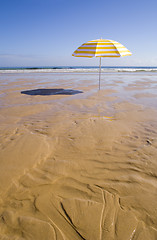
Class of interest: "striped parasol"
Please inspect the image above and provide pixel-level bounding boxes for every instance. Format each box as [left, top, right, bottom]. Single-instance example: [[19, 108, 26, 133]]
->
[[72, 39, 132, 89]]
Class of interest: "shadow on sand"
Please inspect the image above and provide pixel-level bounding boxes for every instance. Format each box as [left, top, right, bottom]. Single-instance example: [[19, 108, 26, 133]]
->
[[21, 88, 83, 96]]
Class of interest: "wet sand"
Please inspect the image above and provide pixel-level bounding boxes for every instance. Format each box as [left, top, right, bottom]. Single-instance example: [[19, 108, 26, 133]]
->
[[0, 72, 157, 239]]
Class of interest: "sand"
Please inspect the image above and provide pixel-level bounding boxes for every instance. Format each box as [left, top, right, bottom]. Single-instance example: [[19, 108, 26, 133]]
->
[[0, 72, 157, 239]]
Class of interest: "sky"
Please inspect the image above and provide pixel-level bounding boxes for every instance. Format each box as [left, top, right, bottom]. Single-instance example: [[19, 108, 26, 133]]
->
[[0, 0, 157, 67]]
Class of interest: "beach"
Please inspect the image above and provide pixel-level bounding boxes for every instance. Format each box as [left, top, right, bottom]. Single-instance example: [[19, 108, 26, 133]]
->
[[0, 69, 157, 239]]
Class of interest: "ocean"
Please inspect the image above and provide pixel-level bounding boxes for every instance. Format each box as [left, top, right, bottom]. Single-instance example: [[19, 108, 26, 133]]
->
[[0, 66, 157, 73]]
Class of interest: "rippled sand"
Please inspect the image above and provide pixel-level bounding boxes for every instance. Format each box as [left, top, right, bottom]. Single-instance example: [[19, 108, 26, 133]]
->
[[0, 72, 157, 239]]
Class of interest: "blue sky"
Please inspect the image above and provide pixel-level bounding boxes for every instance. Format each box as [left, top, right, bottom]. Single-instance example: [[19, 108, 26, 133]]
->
[[0, 0, 157, 67]]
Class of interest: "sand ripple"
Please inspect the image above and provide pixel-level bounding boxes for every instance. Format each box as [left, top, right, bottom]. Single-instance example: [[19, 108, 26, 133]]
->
[[0, 73, 157, 239]]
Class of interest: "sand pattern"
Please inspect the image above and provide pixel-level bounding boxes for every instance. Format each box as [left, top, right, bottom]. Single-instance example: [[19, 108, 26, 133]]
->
[[0, 73, 157, 239]]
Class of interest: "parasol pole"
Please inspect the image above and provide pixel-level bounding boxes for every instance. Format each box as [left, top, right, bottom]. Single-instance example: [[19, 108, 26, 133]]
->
[[99, 57, 101, 90]]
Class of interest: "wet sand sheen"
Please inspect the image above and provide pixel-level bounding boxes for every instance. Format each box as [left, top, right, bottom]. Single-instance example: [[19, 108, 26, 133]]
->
[[0, 73, 157, 239]]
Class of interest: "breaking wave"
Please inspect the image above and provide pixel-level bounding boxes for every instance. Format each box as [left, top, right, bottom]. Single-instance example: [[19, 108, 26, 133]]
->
[[0, 67, 157, 73]]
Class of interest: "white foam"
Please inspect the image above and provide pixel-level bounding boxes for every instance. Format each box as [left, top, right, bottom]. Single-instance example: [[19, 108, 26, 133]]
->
[[0, 67, 157, 74]]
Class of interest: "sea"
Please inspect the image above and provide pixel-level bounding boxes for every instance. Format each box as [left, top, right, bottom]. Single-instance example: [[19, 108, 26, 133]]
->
[[0, 66, 157, 74]]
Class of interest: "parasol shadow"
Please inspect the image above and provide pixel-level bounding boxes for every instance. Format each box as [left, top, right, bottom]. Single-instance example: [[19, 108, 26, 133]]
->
[[21, 88, 83, 96]]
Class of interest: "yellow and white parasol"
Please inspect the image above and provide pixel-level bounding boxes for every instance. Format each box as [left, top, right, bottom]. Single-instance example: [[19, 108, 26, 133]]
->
[[72, 39, 132, 89]]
